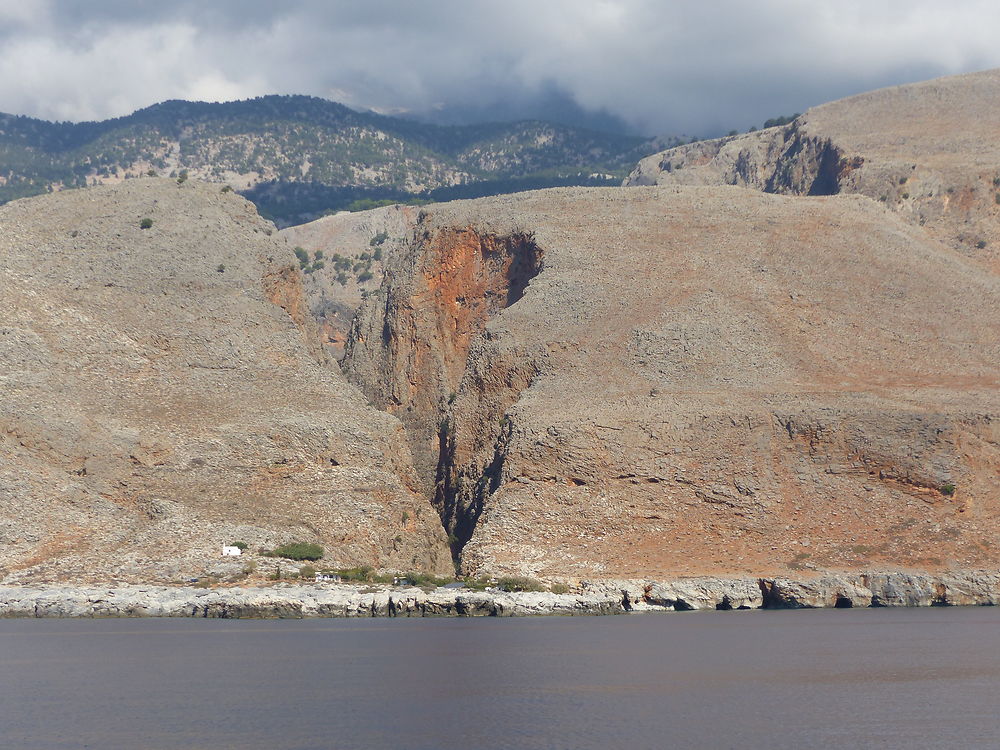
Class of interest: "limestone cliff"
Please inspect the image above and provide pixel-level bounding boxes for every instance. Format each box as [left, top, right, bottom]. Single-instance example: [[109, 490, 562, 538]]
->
[[625, 68, 1000, 272], [0, 180, 452, 583], [343, 186, 1000, 580]]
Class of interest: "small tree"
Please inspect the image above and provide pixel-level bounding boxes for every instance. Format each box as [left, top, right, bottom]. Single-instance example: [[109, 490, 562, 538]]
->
[[139, 218, 153, 229], [271, 542, 324, 561]]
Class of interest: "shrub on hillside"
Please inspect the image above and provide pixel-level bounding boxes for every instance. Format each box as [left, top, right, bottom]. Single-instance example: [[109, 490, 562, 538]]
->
[[266, 542, 324, 561], [496, 576, 545, 592]]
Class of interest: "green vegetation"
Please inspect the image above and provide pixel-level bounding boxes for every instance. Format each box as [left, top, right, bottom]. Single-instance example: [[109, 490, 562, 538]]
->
[[230, 541, 249, 551], [549, 583, 570, 594], [349, 198, 401, 212], [402, 572, 457, 588], [0, 95, 655, 226], [940, 483, 957, 496], [761, 113, 800, 129], [461, 576, 492, 591], [264, 542, 324, 561], [139, 217, 153, 229], [294, 245, 327, 274], [334, 565, 375, 582], [324, 250, 377, 285], [496, 576, 545, 592]]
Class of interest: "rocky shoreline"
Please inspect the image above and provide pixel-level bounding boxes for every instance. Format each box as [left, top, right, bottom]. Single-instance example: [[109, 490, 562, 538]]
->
[[2, 571, 998, 618]]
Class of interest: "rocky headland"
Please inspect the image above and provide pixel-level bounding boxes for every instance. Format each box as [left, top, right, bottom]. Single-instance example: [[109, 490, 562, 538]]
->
[[1, 70, 998, 613], [625, 68, 1000, 271]]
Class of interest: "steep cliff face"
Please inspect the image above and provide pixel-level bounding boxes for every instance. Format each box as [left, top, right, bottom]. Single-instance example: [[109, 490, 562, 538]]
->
[[0, 180, 452, 583], [343, 218, 543, 552], [341, 186, 1000, 580], [278, 205, 417, 359], [626, 122, 857, 198], [626, 69, 1000, 270]]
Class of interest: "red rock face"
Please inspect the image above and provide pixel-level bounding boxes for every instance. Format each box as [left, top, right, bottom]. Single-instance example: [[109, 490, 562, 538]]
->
[[343, 186, 1000, 581], [344, 222, 542, 521], [415, 227, 541, 392]]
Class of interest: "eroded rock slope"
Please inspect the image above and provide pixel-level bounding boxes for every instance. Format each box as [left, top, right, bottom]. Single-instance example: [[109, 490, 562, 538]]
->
[[343, 186, 1000, 580], [278, 205, 415, 358], [0, 180, 451, 583], [626, 68, 1000, 271]]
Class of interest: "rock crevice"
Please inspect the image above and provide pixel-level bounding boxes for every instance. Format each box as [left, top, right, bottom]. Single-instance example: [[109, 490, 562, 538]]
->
[[343, 217, 543, 562]]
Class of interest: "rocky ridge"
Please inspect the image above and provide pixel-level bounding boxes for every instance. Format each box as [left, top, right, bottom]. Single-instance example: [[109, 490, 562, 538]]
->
[[0, 95, 659, 225], [342, 186, 1000, 581], [2, 69, 999, 600], [0, 179, 452, 583], [625, 68, 1000, 271]]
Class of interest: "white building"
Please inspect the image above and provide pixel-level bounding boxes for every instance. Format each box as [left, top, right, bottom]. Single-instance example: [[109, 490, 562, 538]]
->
[[221, 545, 243, 557]]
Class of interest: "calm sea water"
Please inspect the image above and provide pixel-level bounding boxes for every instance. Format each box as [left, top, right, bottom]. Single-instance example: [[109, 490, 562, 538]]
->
[[2, 608, 999, 749]]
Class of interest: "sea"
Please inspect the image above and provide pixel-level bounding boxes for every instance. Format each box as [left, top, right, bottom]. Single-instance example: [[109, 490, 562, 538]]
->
[[2, 607, 999, 749]]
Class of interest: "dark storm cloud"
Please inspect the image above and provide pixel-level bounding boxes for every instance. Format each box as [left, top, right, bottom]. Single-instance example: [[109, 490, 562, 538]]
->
[[0, 0, 997, 135]]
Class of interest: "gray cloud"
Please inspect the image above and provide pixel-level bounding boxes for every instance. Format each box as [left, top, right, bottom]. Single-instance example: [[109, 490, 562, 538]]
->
[[0, 0, 998, 135]]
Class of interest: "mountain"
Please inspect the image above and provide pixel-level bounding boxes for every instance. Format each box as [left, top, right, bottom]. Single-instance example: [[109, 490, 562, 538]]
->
[[0, 179, 451, 583], [2, 69, 998, 592], [0, 95, 665, 226], [342, 186, 999, 580], [625, 68, 1000, 271]]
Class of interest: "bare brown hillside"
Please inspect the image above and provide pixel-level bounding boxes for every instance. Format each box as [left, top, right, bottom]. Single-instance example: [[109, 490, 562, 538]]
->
[[0, 180, 451, 583], [344, 186, 1000, 580], [626, 69, 1000, 272]]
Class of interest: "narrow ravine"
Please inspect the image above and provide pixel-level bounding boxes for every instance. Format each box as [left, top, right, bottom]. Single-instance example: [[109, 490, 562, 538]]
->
[[341, 216, 544, 567]]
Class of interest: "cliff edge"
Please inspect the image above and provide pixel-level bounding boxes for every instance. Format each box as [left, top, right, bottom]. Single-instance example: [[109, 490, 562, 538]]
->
[[343, 186, 999, 580], [0, 180, 452, 583], [625, 68, 1000, 272]]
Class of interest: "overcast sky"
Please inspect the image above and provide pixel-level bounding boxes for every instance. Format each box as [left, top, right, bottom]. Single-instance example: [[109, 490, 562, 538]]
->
[[1, 0, 997, 136]]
